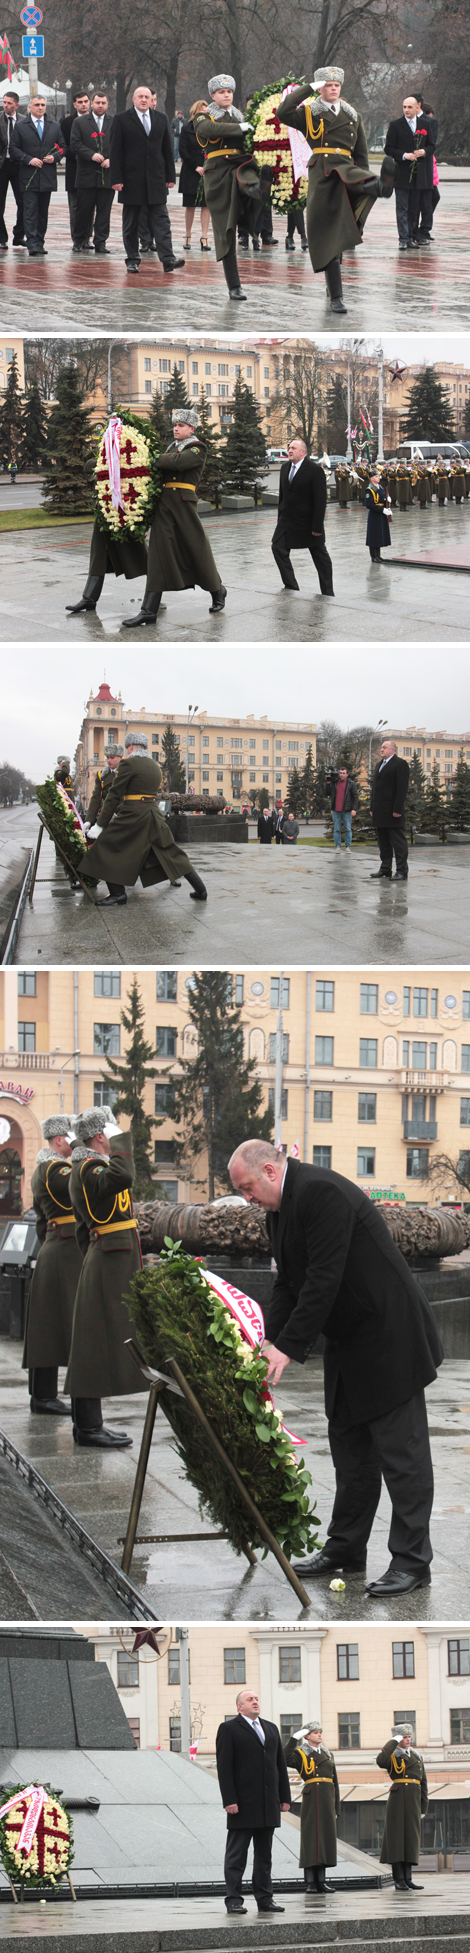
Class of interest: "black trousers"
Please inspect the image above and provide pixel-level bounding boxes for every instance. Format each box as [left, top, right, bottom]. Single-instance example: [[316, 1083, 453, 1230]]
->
[[67, 187, 78, 237], [75, 185, 114, 247], [139, 201, 154, 247], [23, 185, 51, 250], [395, 182, 419, 241], [0, 158, 24, 242], [375, 815, 408, 873], [415, 185, 433, 234], [72, 1396, 103, 1432], [29, 1365, 59, 1402], [326, 1383, 434, 1571], [224, 1826, 274, 1904], [287, 205, 306, 239], [122, 199, 173, 265], [272, 517, 334, 595]]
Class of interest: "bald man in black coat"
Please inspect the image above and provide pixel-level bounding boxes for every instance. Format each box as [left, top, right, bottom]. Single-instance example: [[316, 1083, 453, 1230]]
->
[[370, 739, 410, 881], [271, 438, 334, 596]]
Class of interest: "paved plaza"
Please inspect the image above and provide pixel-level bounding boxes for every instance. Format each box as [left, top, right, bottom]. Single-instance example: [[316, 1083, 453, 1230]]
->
[[0, 1335, 469, 1620], [3, 1881, 470, 1951], [0, 174, 468, 333], [0, 500, 468, 643]]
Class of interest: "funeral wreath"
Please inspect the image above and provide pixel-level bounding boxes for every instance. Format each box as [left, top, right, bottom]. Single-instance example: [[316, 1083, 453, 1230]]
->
[[0, 1783, 74, 1889]]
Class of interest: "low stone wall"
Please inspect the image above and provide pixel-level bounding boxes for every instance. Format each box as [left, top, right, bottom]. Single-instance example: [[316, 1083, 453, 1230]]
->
[[173, 815, 248, 844]]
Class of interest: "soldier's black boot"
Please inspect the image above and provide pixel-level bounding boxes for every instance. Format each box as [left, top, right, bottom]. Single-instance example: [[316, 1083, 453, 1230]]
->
[[30, 1366, 71, 1415], [378, 155, 396, 196], [122, 591, 162, 628], [223, 245, 246, 299], [392, 1863, 409, 1891], [404, 1864, 423, 1890], [209, 584, 227, 612], [72, 1396, 132, 1447], [324, 258, 347, 313], [185, 869, 208, 901], [66, 575, 104, 614], [95, 881, 127, 907], [304, 1870, 315, 1892]]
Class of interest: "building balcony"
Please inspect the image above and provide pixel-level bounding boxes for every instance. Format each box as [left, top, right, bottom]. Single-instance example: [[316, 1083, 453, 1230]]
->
[[403, 1120, 438, 1142], [0, 1050, 63, 1071], [402, 1070, 445, 1092]]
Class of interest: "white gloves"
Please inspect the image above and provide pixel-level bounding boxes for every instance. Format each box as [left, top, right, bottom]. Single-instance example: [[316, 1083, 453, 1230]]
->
[[66, 1131, 76, 1143], [87, 822, 102, 840], [103, 1122, 123, 1137]]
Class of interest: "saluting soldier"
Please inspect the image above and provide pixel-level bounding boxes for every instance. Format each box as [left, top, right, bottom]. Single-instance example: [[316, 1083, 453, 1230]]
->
[[54, 755, 75, 794], [335, 463, 350, 507], [86, 742, 123, 824], [377, 1725, 427, 1892], [284, 1722, 340, 1895], [123, 408, 226, 628], [65, 1108, 144, 1448], [84, 729, 207, 907], [277, 67, 395, 313], [23, 1114, 80, 1416], [193, 75, 261, 299]]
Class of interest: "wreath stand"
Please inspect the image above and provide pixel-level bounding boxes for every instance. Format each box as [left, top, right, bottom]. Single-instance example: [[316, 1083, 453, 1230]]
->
[[6, 1870, 77, 1904], [121, 1340, 311, 1608], [28, 814, 97, 907]]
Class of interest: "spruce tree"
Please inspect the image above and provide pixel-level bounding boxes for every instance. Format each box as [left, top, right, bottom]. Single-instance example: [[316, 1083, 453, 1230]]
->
[[223, 376, 266, 493], [301, 744, 316, 816], [149, 389, 172, 443], [464, 400, 470, 438], [325, 376, 347, 453], [423, 759, 446, 836], [166, 363, 191, 418], [449, 751, 470, 831], [401, 368, 455, 442], [0, 351, 23, 469], [312, 753, 330, 815], [161, 725, 186, 793], [102, 977, 161, 1199], [169, 971, 274, 1198], [405, 752, 427, 834], [41, 362, 95, 515], [20, 379, 48, 472], [197, 393, 225, 501], [286, 765, 303, 816]]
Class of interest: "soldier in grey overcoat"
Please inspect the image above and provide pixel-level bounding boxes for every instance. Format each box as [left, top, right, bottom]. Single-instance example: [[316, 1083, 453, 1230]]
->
[[23, 1114, 80, 1415], [377, 1725, 428, 1890], [65, 1108, 145, 1447]]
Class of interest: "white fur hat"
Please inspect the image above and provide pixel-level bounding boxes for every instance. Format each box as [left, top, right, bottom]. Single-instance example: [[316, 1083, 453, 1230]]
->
[[74, 1106, 118, 1143], [41, 1115, 75, 1141], [314, 66, 344, 85], [125, 730, 148, 750], [208, 73, 235, 94], [171, 405, 199, 429]]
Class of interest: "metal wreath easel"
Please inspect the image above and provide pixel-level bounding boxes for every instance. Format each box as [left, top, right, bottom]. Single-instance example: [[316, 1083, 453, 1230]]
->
[[7, 1870, 77, 1904], [121, 1340, 311, 1609], [28, 813, 97, 906]]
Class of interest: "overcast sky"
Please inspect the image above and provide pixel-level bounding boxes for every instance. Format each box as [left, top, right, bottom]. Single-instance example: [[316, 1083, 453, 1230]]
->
[[4, 640, 470, 779]]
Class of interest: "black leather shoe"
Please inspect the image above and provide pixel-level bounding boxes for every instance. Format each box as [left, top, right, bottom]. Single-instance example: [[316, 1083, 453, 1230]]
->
[[126, 261, 140, 272], [66, 598, 98, 613], [394, 1881, 410, 1891], [229, 287, 247, 299], [73, 1426, 132, 1448], [95, 893, 127, 907], [285, 238, 295, 250], [366, 1566, 431, 1595], [163, 257, 185, 270], [252, 236, 260, 250], [391, 870, 408, 880], [225, 1899, 247, 1913], [406, 1881, 424, 1890], [209, 584, 227, 612], [317, 1882, 335, 1893], [31, 1398, 71, 1416], [370, 868, 392, 878], [292, 1547, 367, 1578], [258, 1901, 285, 1912]]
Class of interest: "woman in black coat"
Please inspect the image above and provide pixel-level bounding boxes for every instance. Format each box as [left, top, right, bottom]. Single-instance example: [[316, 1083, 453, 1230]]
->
[[365, 472, 392, 563], [179, 100, 211, 250]]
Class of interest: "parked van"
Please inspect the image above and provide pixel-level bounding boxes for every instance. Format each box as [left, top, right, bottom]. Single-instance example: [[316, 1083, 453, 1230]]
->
[[396, 440, 468, 462]]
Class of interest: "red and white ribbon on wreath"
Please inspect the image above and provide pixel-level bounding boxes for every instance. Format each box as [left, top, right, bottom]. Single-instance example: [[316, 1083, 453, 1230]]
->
[[56, 780, 86, 837], [204, 1268, 305, 1444], [104, 414, 124, 511], [0, 1785, 48, 1855], [280, 86, 311, 190]]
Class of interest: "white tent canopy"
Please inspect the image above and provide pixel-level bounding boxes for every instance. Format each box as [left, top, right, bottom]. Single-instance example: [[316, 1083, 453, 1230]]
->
[[0, 68, 66, 109]]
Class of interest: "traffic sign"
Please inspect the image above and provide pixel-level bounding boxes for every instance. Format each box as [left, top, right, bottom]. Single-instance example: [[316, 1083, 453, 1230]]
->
[[22, 32, 44, 54], [20, 6, 43, 23]]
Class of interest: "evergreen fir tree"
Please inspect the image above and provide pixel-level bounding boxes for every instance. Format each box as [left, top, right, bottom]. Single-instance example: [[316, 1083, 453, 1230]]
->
[[161, 724, 186, 793], [449, 750, 470, 831], [286, 765, 303, 816], [300, 744, 316, 816], [41, 363, 95, 515], [405, 752, 427, 834], [325, 375, 347, 453], [149, 389, 172, 443], [102, 977, 161, 1199], [169, 971, 274, 1198], [197, 392, 225, 501], [19, 379, 48, 472], [253, 787, 270, 812], [166, 363, 191, 418], [401, 368, 455, 442], [423, 759, 446, 835], [0, 351, 24, 469], [464, 399, 470, 438], [312, 754, 330, 816], [223, 376, 266, 493]]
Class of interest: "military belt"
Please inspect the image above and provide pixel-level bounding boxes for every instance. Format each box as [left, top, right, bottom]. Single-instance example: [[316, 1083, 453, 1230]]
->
[[206, 147, 241, 159], [47, 1216, 75, 1229], [310, 146, 351, 158], [163, 481, 197, 491], [123, 794, 156, 800], [304, 1775, 335, 1784], [91, 1219, 137, 1237]]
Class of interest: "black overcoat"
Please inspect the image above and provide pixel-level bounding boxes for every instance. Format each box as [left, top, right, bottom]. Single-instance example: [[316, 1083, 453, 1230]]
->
[[59, 110, 79, 191], [384, 114, 434, 191], [70, 110, 115, 188], [264, 1159, 443, 1425], [216, 1716, 291, 1830], [110, 106, 174, 204], [258, 812, 274, 842], [147, 437, 221, 593], [10, 113, 63, 192], [370, 754, 409, 822], [365, 484, 391, 548], [276, 459, 327, 548], [178, 118, 206, 204]]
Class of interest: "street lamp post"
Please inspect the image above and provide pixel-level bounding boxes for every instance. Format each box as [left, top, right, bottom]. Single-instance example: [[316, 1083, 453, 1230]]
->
[[274, 974, 284, 1148], [346, 356, 352, 463], [375, 342, 384, 463], [57, 1050, 80, 1114], [108, 340, 129, 415], [369, 718, 388, 787], [186, 705, 198, 793]]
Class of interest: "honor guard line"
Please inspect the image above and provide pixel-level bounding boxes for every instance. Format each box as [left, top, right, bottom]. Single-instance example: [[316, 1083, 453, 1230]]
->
[[121, 1339, 311, 1608]]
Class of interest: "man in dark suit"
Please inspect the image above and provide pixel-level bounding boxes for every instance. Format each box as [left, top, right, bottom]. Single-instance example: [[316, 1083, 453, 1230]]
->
[[110, 83, 184, 272], [384, 95, 435, 248], [415, 94, 438, 240], [71, 91, 115, 252], [271, 437, 334, 596], [229, 1142, 444, 1596], [370, 738, 410, 881], [0, 90, 25, 247], [216, 1687, 291, 1915], [59, 90, 90, 241], [258, 807, 274, 843], [10, 95, 63, 255]]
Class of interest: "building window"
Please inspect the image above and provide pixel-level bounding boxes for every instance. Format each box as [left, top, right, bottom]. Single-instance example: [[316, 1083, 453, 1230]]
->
[[18, 1022, 36, 1051], [280, 1712, 303, 1742], [168, 1645, 180, 1684], [412, 1041, 427, 1068], [449, 1638, 470, 1676], [407, 1148, 429, 1178], [463, 992, 470, 1020], [338, 1713, 360, 1749], [357, 1147, 375, 1176], [413, 988, 428, 1017], [154, 1140, 176, 1163], [94, 971, 121, 997], [268, 1087, 288, 1119], [359, 1039, 377, 1067], [269, 1033, 289, 1063], [224, 1647, 246, 1685], [316, 980, 335, 1012], [127, 1717, 140, 1746], [460, 1099, 470, 1125], [157, 971, 177, 1001], [313, 1145, 332, 1168], [145, 379, 151, 393], [430, 1042, 437, 1069], [462, 1047, 470, 1072], [94, 1022, 120, 1056], [144, 357, 151, 371], [156, 1027, 177, 1057], [279, 1648, 301, 1683], [403, 987, 410, 1016], [155, 1081, 175, 1115], [431, 989, 438, 1017], [203, 736, 209, 747], [271, 978, 290, 1008], [393, 1642, 415, 1678], [314, 1090, 332, 1121], [235, 976, 244, 1004], [337, 1644, 359, 1681], [94, 1081, 118, 1109], [450, 1710, 470, 1743], [360, 983, 378, 1015], [169, 1717, 181, 1752], [18, 973, 36, 995], [394, 1710, 416, 1742], [202, 771, 209, 781], [315, 1036, 334, 1065], [358, 1092, 376, 1122], [117, 1651, 139, 1688]]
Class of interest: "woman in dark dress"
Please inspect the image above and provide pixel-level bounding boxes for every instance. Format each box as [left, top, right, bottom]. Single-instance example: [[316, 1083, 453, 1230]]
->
[[179, 100, 212, 250], [365, 470, 392, 563]]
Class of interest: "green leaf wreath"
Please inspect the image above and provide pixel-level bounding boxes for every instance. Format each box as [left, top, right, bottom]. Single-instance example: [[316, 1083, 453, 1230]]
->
[[0, 1783, 74, 1890], [247, 76, 308, 212], [35, 779, 97, 888], [128, 1242, 320, 1560], [94, 408, 163, 545]]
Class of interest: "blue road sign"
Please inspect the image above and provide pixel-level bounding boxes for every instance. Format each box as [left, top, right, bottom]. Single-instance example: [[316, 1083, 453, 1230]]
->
[[20, 6, 43, 23], [22, 32, 44, 54]]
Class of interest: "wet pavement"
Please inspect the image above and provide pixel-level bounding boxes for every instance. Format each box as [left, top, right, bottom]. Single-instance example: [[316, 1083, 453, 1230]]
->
[[0, 176, 468, 332], [13, 815, 470, 967], [4, 1878, 469, 1949], [0, 1336, 469, 1622], [1, 499, 469, 642]]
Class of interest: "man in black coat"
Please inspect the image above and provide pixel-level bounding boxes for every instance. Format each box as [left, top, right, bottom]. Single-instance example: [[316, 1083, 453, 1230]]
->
[[216, 1687, 291, 1914], [271, 438, 334, 596], [110, 83, 184, 272], [10, 95, 63, 255], [59, 91, 90, 240], [258, 808, 274, 843], [71, 91, 115, 252], [0, 90, 25, 248], [370, 737, 410, 881], [384, 95, 435, 248], [229, 1143, 444, 1596]]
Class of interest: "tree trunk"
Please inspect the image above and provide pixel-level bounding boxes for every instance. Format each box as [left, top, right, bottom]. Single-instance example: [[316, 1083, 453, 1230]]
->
[[164, 46, 180, 124]]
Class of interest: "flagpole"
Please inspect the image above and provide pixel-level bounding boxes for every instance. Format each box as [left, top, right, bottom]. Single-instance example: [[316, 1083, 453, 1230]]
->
[[376, 342, 384, 463]]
